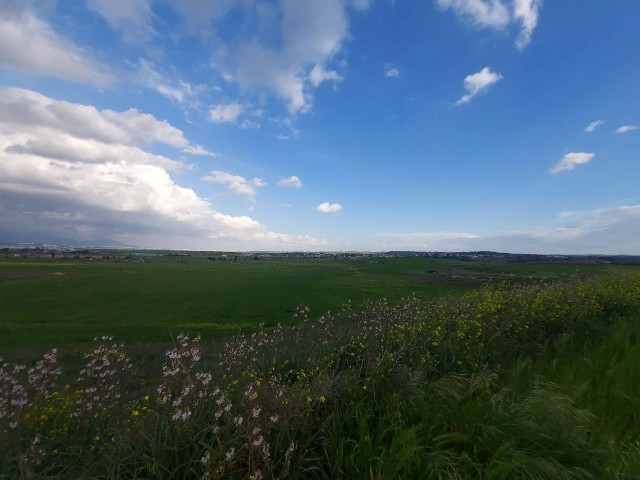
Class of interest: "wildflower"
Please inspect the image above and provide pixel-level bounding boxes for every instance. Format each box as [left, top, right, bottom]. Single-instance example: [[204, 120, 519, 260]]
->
[[319, 395, 326, 403], [252, 436, 264, 447], [270, 414, 279, 423], [131, 410, 139, 416], [225, 447, 235, 461], [252, 406, 261, 418]]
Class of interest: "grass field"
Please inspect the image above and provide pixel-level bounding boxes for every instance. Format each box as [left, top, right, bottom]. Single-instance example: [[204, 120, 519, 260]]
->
[[2, 254, 629, 354], [2, 268, 640, 478]]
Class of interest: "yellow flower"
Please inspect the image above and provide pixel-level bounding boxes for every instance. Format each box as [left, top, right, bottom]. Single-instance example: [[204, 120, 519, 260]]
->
[[144, 395, 149, 402], [319, 396, 326, 403], [132, 410, 140, 416]]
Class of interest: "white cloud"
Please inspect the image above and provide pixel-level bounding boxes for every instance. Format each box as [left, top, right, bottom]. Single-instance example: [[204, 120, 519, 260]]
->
[[616, 125, 639, 134], [209, 103, 244, 124], [136, 59, 202, 103], [182, 144, 215, 157], [380, 205, 640, 253], [455, 66, 503, 105], [0, 3, 110, 85], [276, 134, 290, 140], [513, 0, 541, 50], [218, 0, 349, 114], [277, 176, 303, 188], [436, 0, 542, 49], [585, 120, 604, 133], [0, 88, 320, 249], [437, 0, 510, 28], [309, 64, 343, 87], [87, 0, 155, 43], [0, 87, 189, 148], [549, 152, 595, 174], [385, 67, 400, 78], [316, 202, 342, 213], [201, 171, 266, 196], [351, 0, 374, 12]]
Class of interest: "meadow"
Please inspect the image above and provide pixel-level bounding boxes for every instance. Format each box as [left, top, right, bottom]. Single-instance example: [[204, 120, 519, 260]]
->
[[0, 253, 621, 354], [1, 254, 640, 478]]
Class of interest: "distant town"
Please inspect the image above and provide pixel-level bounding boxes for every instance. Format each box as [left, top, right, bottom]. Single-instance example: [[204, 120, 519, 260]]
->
[[2, 243, 640, 265]]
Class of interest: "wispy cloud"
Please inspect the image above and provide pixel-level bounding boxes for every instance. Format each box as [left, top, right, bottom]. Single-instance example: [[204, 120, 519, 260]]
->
[[0, 2, 111, 85], [277, 176, 303, 188], [513, 0, 542, 50], [182, 145, 215, 157], [316, 202, 342, 213], [87, 0, 155, 44], [136, 59, 202, 103], [549, 152, 595, 174], [456, 66, 503, 105], [209, 103, 244, 124], [616, 125, 639, 134], [437, 0, 510, 28], [436, 0, 542, 49], [585, 120, 604, 133], [201, 170, 266, 196]]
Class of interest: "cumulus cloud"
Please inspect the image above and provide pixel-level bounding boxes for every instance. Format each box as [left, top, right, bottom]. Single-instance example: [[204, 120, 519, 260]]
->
[[549, 152, 595, 174], [211, 0, 348, 114], [87, 0, 155, 43], [0, 2, 110, 85], [0, 88, 319, 249], [436, 0, 542, 49], [209, 103, 244, 124], [277, 176, 303, 188], [616, 125, 639, 134], [201, 171, 266, 196], [455, 67, 503, 105], [316, 202, 342, 213], [585, 120, 604, 133]]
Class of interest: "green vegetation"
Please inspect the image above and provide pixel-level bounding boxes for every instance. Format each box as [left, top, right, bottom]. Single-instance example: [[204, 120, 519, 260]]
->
[[0, 255, 629, 354], [1, 270, 639, 479]]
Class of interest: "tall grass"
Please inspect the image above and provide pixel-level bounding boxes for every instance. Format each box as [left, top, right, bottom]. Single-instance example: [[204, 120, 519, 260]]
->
[[1, 272, 639, 478]]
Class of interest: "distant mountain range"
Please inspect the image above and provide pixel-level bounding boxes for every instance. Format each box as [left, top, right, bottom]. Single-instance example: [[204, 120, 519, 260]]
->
[[0, 230, 129, 248]]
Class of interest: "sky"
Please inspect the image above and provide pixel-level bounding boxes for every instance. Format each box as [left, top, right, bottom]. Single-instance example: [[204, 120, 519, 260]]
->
[[1, 0, 639, 254]]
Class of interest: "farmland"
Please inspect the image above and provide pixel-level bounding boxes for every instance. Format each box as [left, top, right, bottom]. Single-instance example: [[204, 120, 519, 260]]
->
[[0, 252, 630, 353], [1, 252, 640, 478]]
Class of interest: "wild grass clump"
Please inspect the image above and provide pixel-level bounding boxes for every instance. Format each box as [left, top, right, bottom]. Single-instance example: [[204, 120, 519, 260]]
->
[[1, 272, 639, 478]]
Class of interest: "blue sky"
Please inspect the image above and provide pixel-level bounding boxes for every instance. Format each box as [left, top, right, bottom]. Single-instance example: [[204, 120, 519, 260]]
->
[[1, 0, 639, 253]]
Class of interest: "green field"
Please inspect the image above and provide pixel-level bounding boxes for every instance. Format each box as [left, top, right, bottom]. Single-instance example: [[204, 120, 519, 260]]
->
[[0, 254, 635, 355], [2, 264, 640, 478]]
